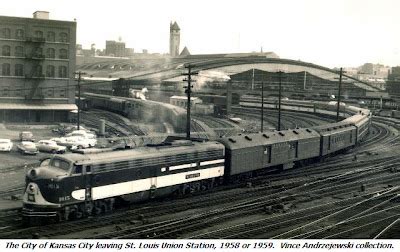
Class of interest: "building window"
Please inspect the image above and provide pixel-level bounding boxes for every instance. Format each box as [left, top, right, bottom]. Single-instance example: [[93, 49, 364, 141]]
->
[[35, 30, 43, 39], [58, 66, 67, 78], [15, 46, 24, 57], [2, 45, 11, 56], [59, 32, 68, 42], [16, 29, 24, 39], [2, 87, 9, 96], [47, 31, 55, 42], [45, 88, 54, 98], [59, 49, 68, 59], [46, 65, 55, 77], [2, 63, 11, 76], [2, 28, 11, 39], [15, 64, 24, 76], [59, 89, 66, 97], [34, 65, 43, 77], [46, 48, 55, 58], [35, 47, 43, 58]]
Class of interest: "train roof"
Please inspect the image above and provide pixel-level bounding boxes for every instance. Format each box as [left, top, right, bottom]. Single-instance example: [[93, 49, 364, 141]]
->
[[57, 140, 224, 165], [312, 121, 355, 133], [342, 114, 370, 125], [219, 128, 320, 150]]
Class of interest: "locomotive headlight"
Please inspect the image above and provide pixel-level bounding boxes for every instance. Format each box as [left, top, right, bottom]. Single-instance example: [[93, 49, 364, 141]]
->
[[28, 184, 35, 193]]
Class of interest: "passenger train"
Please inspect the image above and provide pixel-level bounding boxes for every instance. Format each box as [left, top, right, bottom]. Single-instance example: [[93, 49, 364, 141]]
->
[[22, 98, 371, 223]]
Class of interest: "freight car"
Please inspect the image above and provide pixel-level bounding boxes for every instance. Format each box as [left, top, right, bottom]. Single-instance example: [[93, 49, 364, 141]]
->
[[22, 105, 371, 224], [219, 128, 321, 175]]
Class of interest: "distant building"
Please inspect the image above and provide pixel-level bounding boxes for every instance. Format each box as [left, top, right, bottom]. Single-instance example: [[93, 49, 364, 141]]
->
[[0, 11, 77, 122], [170, 95, 202, 108], [180, 46, 190, 56], [360, 63, 374, 75], [385, 66, 400, 99], [105, 40, 125, 57], [76, 44, 83, 55], [125, 48, 134, 57], [169, 21, 180, 57], [390, 66, 400, 77]]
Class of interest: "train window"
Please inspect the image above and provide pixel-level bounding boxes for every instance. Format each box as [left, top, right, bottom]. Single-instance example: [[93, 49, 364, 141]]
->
[[86, 166, 91, 173], [161, 167, 166, 172], [328, 136, 331, 150], [74, 165, 82, 174], [268, 146, 272, 163], [50, 158, 71, 171]]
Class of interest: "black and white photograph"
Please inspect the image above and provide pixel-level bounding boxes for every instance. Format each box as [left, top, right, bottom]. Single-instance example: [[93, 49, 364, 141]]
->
[[0, 0, 400, 247]]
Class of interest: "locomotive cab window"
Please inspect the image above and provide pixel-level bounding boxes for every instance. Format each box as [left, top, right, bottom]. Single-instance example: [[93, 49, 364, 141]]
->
[[74, 165, 82, 174], [50, 158, 71, 172]]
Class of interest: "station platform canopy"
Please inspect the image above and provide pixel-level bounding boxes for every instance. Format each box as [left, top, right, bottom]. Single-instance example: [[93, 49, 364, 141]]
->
[[0, 103, 77, 110]]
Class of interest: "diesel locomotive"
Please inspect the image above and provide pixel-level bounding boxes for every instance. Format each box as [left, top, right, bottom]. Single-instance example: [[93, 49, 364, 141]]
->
[[22, 103, 371, 223]]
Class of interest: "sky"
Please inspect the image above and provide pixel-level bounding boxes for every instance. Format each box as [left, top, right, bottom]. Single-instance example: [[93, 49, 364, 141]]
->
[[1, 0, 399, 68]]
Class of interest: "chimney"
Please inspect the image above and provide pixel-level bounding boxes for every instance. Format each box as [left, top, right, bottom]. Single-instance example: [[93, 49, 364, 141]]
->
[[33, 11, 49, 19]]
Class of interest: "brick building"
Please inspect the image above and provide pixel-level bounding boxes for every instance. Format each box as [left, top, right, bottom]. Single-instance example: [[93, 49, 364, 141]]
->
[[0, 11, 77, 122]]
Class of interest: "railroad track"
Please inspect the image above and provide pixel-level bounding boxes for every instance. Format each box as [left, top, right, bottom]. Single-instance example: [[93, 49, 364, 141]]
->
[[81, 158, 400, 238]]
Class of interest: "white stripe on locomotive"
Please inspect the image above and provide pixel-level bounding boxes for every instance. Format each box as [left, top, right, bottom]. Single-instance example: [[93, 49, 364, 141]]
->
[[200, 159, 225, 166], [169, 162, 197, 171], [71, 166, 224, 201]]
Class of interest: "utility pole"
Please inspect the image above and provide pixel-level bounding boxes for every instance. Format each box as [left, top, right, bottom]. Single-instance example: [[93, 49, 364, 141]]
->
[[75, 71, 86, 130], [336, 68, 343, 122], [278, 71, 283, 131], [261, 80, 264, 133], [182, 64, 197, 140]]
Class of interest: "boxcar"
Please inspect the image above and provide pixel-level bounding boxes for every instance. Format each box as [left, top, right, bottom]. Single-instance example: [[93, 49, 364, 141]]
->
[[219, 128, 321, 176]]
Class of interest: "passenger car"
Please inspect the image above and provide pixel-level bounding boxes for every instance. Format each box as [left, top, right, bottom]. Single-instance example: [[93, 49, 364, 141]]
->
[[17, 141, 38, 155], [0, 139, 13, 152], [36, 140, 67, 154]]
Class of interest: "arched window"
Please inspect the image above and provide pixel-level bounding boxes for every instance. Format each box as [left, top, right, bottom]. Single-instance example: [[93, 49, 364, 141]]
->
[[59, 32, 68, 42], [16, 29, 24, 39], [2, 45, 11, 56], [46, 48, 55, 58], [35, 30, 43, 38], [35, 65, 43, 77], [2, 63, 10, 76], [2, 28, 11, 39], [59, 49, 68, 59], [46, 65, 55, 77], [47, 31, 55, 42], [58, 66, 68, 78], [15, 64, 24, 76], [35, 47, 43, 58], [15, 46, 24, 57]]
